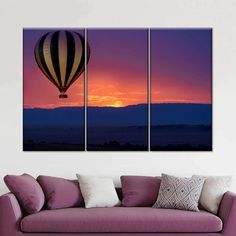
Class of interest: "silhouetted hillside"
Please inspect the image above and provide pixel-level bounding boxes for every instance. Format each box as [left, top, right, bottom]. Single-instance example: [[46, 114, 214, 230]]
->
[[24, 103, 212, 151], [151, 103, 211, 125], [24, 107, 84, 125], [24, 103, 211, 126]]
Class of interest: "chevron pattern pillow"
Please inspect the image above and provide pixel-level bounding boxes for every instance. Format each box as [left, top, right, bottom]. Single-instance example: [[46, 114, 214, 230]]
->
[[153, 174, 205, 212]]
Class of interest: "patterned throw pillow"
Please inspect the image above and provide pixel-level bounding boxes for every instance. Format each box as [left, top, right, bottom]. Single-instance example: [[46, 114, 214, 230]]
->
[[153, 174, 205, 212]]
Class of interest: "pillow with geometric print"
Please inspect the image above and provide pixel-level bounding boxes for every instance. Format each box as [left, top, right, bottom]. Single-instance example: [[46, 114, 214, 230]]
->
[[153, 174, 205, 212]]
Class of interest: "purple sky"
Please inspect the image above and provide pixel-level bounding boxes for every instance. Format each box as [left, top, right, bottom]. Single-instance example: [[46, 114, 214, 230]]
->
[[87, 29, 148, 107], [23, 29, 85, 108], [151, 29, 212, 104], [23, 28, 212, 108]]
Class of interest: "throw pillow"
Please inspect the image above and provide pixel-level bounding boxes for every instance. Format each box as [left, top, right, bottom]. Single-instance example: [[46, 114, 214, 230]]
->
[[37, 175, 84, 209], [153, 173, 205, 211], [121, 175, 161, 207], [4, 173, 45, 214], [77, 174, 120, 208], [196, 175, 232, 214]]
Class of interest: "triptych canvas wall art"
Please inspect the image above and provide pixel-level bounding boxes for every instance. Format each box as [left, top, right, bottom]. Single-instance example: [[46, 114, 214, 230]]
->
[[23, 28, 212, 151]]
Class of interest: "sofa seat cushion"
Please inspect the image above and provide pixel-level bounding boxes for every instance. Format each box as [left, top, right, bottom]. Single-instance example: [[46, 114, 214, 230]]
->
[[21, 207, 222, 233]]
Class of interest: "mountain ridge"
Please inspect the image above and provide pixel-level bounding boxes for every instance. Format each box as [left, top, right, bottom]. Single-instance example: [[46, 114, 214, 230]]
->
[[24, 102, 211, 110], [24, 103, 212, 126]]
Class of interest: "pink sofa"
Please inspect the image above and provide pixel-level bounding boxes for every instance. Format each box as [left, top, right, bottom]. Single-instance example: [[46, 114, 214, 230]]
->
[[0, 189, 236, 236]]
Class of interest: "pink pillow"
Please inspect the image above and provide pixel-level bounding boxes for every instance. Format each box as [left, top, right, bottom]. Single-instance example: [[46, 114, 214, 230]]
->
[[37, 175, 84, 209], [4, 174, 45, 214], [121, 175, 161, 207]]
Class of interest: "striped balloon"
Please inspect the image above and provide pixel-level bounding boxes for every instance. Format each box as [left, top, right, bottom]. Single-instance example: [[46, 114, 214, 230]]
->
[[34, 30, 90, 98]]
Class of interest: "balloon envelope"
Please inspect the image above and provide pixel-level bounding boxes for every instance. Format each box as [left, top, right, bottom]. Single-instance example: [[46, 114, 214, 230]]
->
[[34, 30, 90, 98]]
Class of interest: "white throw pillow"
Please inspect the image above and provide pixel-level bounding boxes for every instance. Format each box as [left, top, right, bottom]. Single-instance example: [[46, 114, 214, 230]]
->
[[76, 174, 121, 208], [195, 175, 232, 214]]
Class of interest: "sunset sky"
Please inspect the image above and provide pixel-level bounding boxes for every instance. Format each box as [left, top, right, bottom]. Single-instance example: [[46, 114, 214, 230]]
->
[[24, 29, 85, 109], [24, 29, 211, 109], [87, 29, 147, 107], [151, 29, 212, 104]]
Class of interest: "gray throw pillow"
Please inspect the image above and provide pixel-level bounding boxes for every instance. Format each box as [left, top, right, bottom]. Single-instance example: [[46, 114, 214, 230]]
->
[[196, 175, 232, 214], [153, 174, 205, 212]]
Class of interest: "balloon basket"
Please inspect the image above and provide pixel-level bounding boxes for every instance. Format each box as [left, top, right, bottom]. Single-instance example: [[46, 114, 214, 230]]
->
[[59, 94, 68, 99]]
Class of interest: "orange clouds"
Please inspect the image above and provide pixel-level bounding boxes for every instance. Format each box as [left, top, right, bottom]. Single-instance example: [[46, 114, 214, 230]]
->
[[151, 75, 211, 104], [24, 68, 84, 109], [87, 71, 147, 107], [24, 66, 211, 109]]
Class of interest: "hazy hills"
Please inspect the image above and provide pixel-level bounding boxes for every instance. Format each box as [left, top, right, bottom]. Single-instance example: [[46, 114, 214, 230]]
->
[[24, 103, 211, 126]]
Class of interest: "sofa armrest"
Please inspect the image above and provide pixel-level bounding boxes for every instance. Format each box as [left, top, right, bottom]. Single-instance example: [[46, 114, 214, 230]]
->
[[0, 193, 23, 236], [218, 191, 236, 236]]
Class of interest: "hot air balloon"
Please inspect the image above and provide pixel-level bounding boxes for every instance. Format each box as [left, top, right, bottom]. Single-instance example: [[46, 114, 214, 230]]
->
[[34, 30, 90, 98]]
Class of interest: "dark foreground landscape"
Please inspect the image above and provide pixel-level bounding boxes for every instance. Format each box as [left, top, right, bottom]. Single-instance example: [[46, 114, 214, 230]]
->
[[23, 125, 85, 151], [87, 126, 148, 151], [151, 125, 212, 151], [23, 103, 212, 151]]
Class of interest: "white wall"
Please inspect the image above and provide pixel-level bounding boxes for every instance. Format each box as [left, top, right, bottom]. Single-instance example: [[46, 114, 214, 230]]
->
[[0, 0, 236, 195]]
